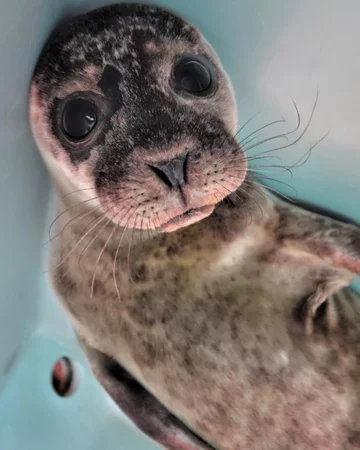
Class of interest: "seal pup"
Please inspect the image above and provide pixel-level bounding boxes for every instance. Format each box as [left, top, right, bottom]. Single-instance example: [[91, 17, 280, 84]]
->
[[29, 3, 360, 449]]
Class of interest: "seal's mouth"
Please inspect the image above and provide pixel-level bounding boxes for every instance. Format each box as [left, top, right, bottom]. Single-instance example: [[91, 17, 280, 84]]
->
[[156, 204, 215, 232]]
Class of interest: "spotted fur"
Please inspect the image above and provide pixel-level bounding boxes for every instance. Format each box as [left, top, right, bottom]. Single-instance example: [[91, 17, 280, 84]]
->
[[29, 3, 360, 449]]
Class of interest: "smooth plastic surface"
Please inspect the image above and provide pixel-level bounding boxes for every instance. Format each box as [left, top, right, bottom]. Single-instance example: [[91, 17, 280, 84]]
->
[[0, 0, 359, 449]]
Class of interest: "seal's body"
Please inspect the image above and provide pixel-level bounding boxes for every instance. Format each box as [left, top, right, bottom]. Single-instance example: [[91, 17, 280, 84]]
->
[[29, 4, 360, 449]]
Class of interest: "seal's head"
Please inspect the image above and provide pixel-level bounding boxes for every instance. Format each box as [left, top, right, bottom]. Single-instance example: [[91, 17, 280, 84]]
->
[[30, 3, 247, 232]]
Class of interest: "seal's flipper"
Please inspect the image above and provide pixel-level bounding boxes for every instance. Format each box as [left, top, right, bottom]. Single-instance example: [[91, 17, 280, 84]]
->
[[275, 200, 360, 333], [80, 342, 214, 450], [276, 200, 360, 276]]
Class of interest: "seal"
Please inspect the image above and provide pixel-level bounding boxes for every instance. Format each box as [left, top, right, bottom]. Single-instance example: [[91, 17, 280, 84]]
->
[[29, 3, 360, 449]]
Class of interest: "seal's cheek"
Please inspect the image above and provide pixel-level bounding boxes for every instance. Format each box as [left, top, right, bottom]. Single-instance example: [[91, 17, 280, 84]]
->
[[29, 84, 55, 157], [29, 84, 103, 191]]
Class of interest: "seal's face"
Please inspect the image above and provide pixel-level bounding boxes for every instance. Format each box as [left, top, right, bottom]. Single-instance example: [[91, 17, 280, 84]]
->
[[30, 3, 246, 232]]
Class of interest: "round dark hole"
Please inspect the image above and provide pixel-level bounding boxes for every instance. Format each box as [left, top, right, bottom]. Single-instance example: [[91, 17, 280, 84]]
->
[[51, 356, 78, 397]]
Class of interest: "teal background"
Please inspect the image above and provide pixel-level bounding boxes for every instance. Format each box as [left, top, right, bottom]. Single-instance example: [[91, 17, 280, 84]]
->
[[0, 0, 359, 448]]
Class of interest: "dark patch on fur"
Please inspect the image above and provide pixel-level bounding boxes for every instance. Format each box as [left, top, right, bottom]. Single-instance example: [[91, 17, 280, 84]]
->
[[166, 243, 180, 257], [133, 263, 148, 283], [91, 279, 106, 297], [230, 308, 243, 340], [98, 64, 123, 108], [348, 431, 360, 447], [53, 265, 77, 295], [33, 4, 197, 85], [126, 292, 157, 327]]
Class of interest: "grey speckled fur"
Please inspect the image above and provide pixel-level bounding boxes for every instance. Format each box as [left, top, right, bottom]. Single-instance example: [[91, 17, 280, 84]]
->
[[29, 3, 360, 450]]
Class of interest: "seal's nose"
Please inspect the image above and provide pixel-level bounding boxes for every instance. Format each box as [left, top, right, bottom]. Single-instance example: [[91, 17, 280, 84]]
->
[[147, 153, 188, 189]]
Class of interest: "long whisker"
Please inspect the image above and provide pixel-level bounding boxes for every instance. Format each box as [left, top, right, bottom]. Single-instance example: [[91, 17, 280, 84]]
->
[[48, 196, 101, 239], [60, 209, 107, 260], [246, 92, 319, 160], [229, 170, 298, 197], [247, 165, 294, 178], [240, 133, 265, 149], [55, 213, 107, 269], [244, 98, 302, 154], [241, 118, 285, 147], [61, 187, 96, 200], [251, 174, 298, 197], [147, 218, 156, 239], [241, 180, 277, 205], [282, 131, 330, 171], [240, 155, 284, 164], [127, 212, 141, 284], [240, 180, 271, 206], [77, 204, 133, 271], [248, 131, 328, 176], [234, 112, 260, 139], [113, 207, 136, 301], [155, 212, 165, 230], [44, 205, 103, 247], [139, 211, 146, 245], [90, 218, 119, 298], [254, 181, 296, 203]]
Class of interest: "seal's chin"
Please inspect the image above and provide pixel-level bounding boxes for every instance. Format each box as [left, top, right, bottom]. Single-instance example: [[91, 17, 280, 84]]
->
[[156, 205, 215, 233]]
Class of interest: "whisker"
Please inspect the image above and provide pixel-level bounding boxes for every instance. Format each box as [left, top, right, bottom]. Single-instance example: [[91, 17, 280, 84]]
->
[[78, 207, 124, 271], [44, 205, 103, 247], [246, 166, 294, 178], [48, 196, 101, 240], [228, 170, 297, 196], [240, 155, 284, 164], [250, 174, 298, 197], [113, 207, 136, 301], [240, 118, 285, 147], [283, 131, 330, 171], [217, 180, 264, 220], [90, 218, 119, 298], [59, 209, 107, 261], [244, 98, 302, 154], [246, 92, 319, 159], [155, 212, 164, 230], [243, 131, 329, 198], [240, 133, 265, 149], [56, 213, 107, 270], [61, 187, 96, 200], [254, 181, 296, 203], [234, 112, 260, 139], [242, 181, 276, 206], [146, 218, 153, 241], [139, 211, 146, 244], [240, 180, 271, 206], [215, 181, 254, 226], [127, 212, 141, 284]]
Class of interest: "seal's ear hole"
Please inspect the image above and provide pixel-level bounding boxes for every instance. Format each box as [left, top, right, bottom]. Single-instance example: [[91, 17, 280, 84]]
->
[[51, 356, 81, 397]]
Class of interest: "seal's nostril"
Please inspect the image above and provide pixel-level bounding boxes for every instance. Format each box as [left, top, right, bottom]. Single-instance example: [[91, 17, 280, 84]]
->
[[147, 153, 188, 189], [148, 164, 174, 189]]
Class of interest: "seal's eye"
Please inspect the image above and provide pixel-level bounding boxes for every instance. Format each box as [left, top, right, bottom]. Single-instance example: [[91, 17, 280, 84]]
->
[[62, 98, 97, 140], [174, 56, 216, 97]]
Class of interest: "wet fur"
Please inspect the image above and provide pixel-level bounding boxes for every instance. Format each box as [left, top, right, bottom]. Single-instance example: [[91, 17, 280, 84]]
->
[[29, 3, 360, 450]]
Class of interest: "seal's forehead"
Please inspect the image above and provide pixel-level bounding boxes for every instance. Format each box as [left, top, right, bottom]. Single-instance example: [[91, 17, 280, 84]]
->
[[33, 3, 200, 85]]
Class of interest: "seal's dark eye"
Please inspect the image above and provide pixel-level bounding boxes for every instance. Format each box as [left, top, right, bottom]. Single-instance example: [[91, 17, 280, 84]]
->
[[62, 98, 97, 140], [174, 56, 216, 97]]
